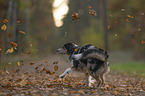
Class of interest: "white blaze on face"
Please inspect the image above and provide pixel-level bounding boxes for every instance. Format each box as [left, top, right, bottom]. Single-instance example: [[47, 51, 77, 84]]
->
[[53, 0, 69, 27]]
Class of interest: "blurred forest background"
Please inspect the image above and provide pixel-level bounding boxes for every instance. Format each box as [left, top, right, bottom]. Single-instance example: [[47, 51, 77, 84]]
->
[[0, 0, 145, 62]]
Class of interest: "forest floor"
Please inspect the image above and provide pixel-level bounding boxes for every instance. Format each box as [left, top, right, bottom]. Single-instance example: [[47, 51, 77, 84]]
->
[[0, 55, 145, 96]]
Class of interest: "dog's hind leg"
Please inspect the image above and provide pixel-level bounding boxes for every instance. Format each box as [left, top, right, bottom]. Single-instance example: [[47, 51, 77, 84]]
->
[[85, 73, 89, 86], [94, 76, 102, 88], [59, 68, 72, 78], [100, 74, 105, 85]]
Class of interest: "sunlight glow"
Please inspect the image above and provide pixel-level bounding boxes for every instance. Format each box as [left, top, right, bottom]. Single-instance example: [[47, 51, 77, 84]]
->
[[53, 0, 69, 27]]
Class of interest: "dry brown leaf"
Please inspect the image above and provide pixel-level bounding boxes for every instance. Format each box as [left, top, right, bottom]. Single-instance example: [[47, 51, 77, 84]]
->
[[17, 62, 20, 67], [1, 24, 7, 31], [141, 40, 145, 44], [126, 19, 130, 22], [53, 61, 58, 64], [19, 31, 25, 35], [41, 67, 46, 71], [46, 70, 55, 75], [78, 90, 84, 93], [127, 15, 133, 18], [6, 70, 9, 75], [8, 33, 12, 38], [11, 70, 15, 72], [88, 6, 92, 9], [26, 51, 30, 54], [108, 25, 110, 29], [43, 60, 47, 63], [30, 62, 35, 65], [1, 70, 4, 75], [3, 19, 8, 23], [16, 20, 20, 23], [4, 65, 7, 69], [54, 65, 58, 71], [9, 42, 17, 49]]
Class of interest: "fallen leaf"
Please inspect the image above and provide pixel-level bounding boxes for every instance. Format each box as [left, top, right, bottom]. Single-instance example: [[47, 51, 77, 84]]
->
[[26, 51, 30, 54], [8, 33, 12, 38], [17, 62, 20, 67], [30, 62, 35, 65], [113, 91, 119, 95], [1, 70, 4, 75], [77, 82, 81, 85], [5, 48, 14, 54], [43, 60, 47, 63], [54, 65, 58, 71], [89, 9, 97, 16], [88, 6, 92, 9], [108, 25, 110, 29], [11, 70, 15, 72], [141, 40, 145, 44], [4, 65, 7, 69], [16, 20, 20, 23], [72, 12, 80, 20], [115, 21, 118, 23], [46, 70, 55, 75], [126, 19, 130, 22], [3, 19, 8, 23], [41, 67, 46, 71], [6, 70, 9, 75], [78, 90, 84, 93], [9, 42, 17, 49], [127, 15, 133, 18], [44, 48, 46, 53], [53, 61, 58, 64], [19, 31, 25, 35], [1, 24, 7, 31]]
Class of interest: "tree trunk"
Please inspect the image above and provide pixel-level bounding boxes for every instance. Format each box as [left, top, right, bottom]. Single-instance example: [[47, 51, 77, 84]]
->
[[25, 7, 30, 38], [5, 0, 13, 50], [99, 0, 109, 51], [12, 0, 17, 42]]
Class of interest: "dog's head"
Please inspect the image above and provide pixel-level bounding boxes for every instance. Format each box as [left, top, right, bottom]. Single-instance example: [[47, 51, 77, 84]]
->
[[57, 43, 78, 55]]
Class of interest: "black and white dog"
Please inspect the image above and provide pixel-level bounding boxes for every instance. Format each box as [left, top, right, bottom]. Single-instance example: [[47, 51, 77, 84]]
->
[[57, 43, 110, 87]]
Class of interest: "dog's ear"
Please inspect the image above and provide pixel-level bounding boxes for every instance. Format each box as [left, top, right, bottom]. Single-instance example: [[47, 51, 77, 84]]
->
[[64, 43, 75, 54]]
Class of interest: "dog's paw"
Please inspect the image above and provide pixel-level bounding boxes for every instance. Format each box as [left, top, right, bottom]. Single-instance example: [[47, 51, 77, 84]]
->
[[59, 74, 65, 78]]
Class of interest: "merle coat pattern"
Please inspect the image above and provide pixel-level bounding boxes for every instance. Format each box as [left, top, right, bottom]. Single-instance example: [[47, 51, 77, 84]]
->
[[57, 43, 110, 87]]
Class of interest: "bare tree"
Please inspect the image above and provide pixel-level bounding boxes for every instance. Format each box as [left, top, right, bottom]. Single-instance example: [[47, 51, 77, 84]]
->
[[25, 0, 30, 37], [12, 0, 17, 42], [99, 0, 109, 51], [5, 0, 13, 50]]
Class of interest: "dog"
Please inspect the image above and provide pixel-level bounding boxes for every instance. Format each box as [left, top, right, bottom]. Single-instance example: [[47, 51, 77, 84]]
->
[[56, 43, 110, 87]]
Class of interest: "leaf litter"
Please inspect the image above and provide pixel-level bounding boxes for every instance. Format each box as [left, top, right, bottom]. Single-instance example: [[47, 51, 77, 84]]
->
[[0, 63, 145, 96]]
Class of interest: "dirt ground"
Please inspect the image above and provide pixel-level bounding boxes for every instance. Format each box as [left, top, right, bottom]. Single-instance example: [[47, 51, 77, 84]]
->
[[0, 55, 145, 96]]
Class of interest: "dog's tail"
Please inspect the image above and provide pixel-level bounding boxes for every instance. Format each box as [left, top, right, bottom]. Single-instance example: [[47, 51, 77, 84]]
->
[[74, 48, 108, 61]]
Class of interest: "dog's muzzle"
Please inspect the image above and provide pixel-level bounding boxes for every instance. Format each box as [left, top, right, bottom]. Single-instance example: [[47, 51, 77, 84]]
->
[[56, 48, 67, 54]]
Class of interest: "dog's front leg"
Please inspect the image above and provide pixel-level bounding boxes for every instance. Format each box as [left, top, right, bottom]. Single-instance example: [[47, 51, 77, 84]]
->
[[59, 68, 72, 78]]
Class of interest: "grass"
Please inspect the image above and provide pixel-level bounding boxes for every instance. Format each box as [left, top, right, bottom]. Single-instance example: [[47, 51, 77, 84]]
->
[[110, 62, 145, 77]]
